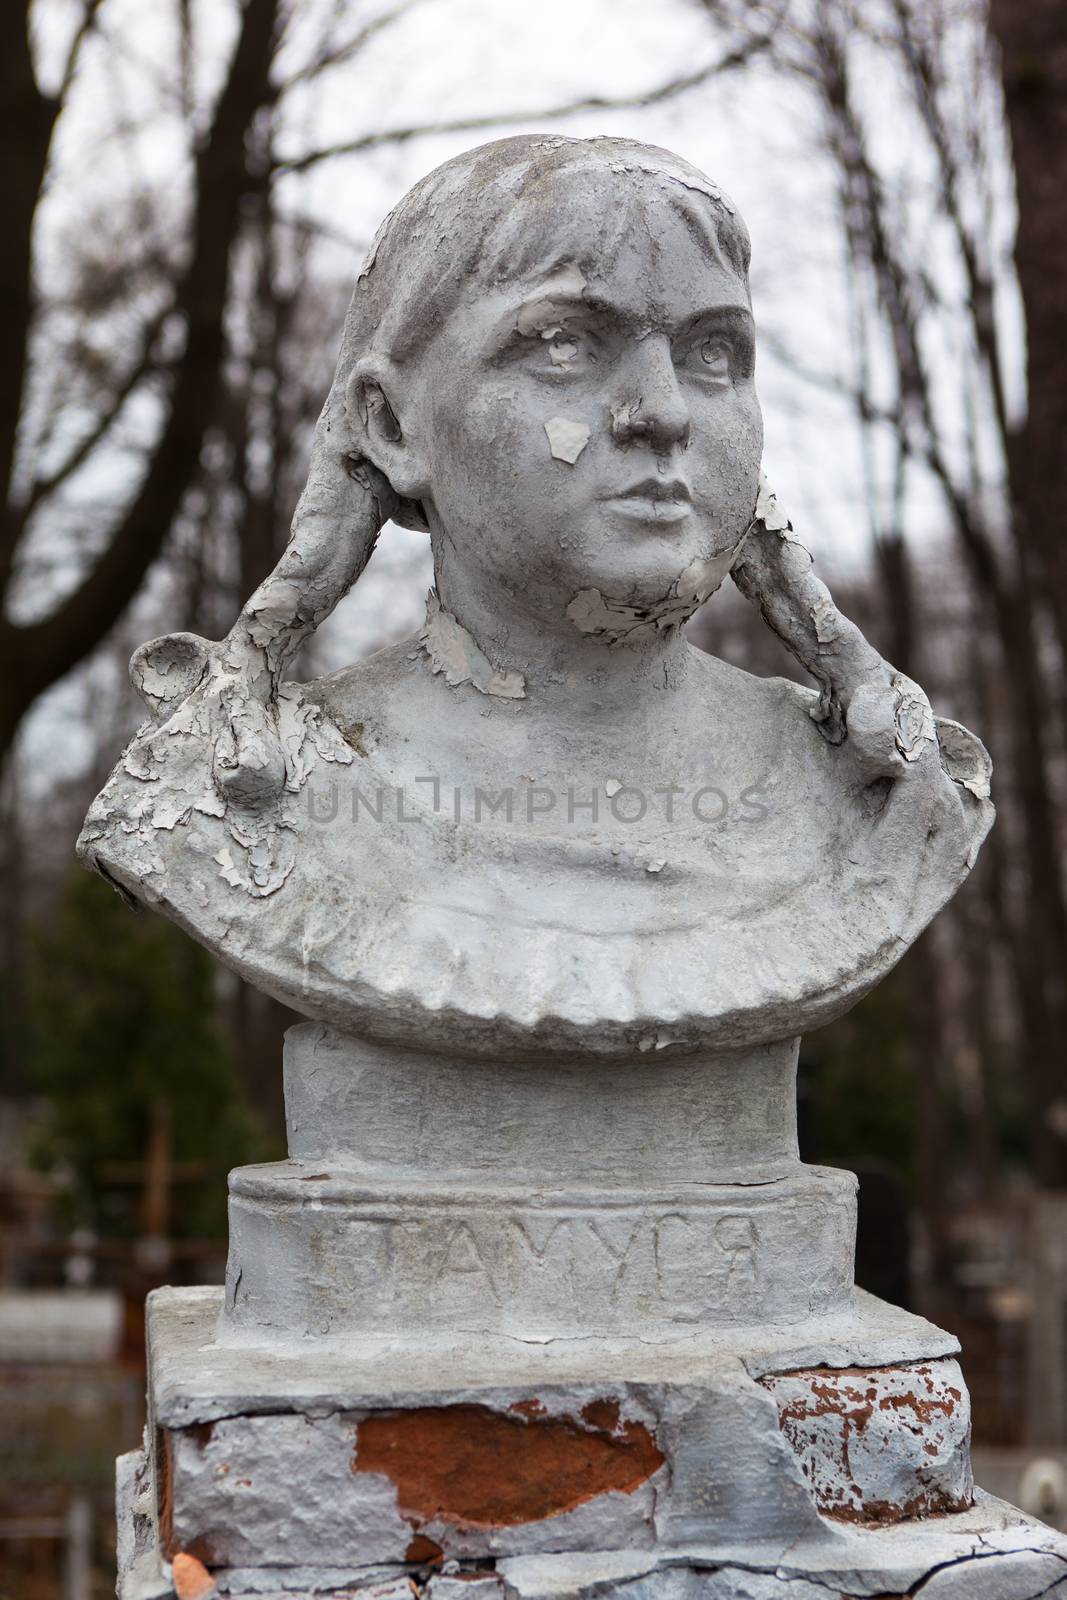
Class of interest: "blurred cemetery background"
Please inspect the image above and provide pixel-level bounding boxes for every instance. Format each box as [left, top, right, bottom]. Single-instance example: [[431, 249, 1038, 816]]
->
[[2, 0, 1067, 1592]]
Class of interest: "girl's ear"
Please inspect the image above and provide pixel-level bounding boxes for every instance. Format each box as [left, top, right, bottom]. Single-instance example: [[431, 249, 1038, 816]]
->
[[344, 357, 430, 513]]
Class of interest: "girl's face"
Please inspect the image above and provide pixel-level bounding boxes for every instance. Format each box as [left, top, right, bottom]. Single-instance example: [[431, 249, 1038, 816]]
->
[[403, 175, 763, 628]]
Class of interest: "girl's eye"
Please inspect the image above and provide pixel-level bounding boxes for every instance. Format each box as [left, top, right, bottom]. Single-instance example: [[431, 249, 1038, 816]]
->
[[547, 333, 579, 366], [539, 326, 588, 370], [699, 338, 731, 380]]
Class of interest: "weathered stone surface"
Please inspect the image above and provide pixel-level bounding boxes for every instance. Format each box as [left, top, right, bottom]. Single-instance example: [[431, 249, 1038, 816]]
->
[[147, 1287, 982, 1573], [117, 1445, 157, 1583], [917, 1549, 1067, 1598], [119, 1448, 1067, 1600], [147, 1286, 964, 1428], [492, 1500, 1067, 1598], [282, 1026, 802, 1187], [162, 1402, 665, 1566], [761, 1358, 973, 1523], [223, 1160, 856, 1340], [154, 1338, 832, 1564], [426, 1579, 504, 1600], [227, 1025, 853, 1343]]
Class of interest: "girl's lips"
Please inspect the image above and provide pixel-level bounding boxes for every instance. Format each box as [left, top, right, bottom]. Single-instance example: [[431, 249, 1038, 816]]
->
[[605, 476, 692, 504], [603, 482, 693, 524]]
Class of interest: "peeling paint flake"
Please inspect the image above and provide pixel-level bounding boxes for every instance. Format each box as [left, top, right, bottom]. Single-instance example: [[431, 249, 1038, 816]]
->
[[214, 847, 244, 889], [610, 399, 642, 434], [892, 674, 936, 762], [608, 158, 736, 214], [420, 591, 526, 699], [567, 551, 736, 646], [545, 417, 591, 464], [811, 596, 842, 646], [516, 264, 587, 337], [754, 474, 811, 557], [937, 716, 993, 800]]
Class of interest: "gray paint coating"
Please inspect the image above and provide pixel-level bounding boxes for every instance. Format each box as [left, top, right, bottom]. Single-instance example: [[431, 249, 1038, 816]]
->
[[77, 136, 992, 1060], [222, 1160, 857, 1340], [140, 1290, 1001, 1579], [145, 1286, 962, 1428], [280, 1026, 802, 1185], [86, 134, 1028, 1596], [236, 1024, 850, 1342]]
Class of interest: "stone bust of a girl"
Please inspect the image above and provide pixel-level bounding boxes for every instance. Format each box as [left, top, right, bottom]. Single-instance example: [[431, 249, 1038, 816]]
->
[[79, 134, 992, 1058]]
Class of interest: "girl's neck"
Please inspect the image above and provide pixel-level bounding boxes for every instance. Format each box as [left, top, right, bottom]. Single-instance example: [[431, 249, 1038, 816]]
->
[[429, 561, 694, 727]]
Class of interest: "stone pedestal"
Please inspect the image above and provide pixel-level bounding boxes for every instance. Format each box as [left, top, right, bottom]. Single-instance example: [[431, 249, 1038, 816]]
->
[[117, 1025, 1067, 1597], [224, 1026, 855, 1341]]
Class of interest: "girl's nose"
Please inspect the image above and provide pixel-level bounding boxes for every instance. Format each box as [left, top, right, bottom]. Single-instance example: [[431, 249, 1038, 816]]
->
[[610, 338, 691, 451]]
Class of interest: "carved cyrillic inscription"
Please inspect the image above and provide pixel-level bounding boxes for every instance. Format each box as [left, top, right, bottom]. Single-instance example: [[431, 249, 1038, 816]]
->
[[431, 1221, 502, 1304], [232, 1181, 854, 1334]]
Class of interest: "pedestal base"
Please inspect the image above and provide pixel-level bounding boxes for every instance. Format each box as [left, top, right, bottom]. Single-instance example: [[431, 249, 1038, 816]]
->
[[225, 1029, 857, 1344], [118, 1021, 1067, 1597], [224, 1161, 857, 1339], [118, 1475, 1067, 1600], [115, 1285, 1067, 1599]]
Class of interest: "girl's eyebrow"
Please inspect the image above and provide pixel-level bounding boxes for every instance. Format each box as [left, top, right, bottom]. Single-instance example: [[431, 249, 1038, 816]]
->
[[686, 304, 754, 331], [490, 292, 754, 347]]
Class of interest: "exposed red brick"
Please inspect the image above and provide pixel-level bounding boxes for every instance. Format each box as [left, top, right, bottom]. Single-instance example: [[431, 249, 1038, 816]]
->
[[580, 1398, 621, 1432], [763, 1364, 972, 1525], [158, 1431, 174, 1559], [354, 1401, 663, 1528], [405, 1534, 444, 1563], [172, 1552, 217, 1600], [824, 1489, 971, 1526]]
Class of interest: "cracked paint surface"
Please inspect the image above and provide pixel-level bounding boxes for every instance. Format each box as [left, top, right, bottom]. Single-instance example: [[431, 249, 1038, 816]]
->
[[762, 1358, 973, 1524], [123, 1290, 1067, 1598], [734, 477, 986, 800], [419, 591, 526, 698], [566, 550, 740, 646], [78, 139, 994, 1061]]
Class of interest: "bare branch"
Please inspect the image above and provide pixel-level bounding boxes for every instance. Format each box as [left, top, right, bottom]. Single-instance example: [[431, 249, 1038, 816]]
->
[[277, 0, 428, 91], [797, 3, 1006, 607], [0, 3, 60, 530], [17, 305, 171, 522], [276, 37, 777, 175], [0, 0, 283, 745], [888, 0, 1010, 451], [57, 0, 106, 101]]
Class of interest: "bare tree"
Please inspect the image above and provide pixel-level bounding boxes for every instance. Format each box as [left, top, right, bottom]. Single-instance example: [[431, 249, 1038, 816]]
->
[[0, 0, 776, 765], [704, 0, 1067, 1446], [708, 0, 1067, 1200]]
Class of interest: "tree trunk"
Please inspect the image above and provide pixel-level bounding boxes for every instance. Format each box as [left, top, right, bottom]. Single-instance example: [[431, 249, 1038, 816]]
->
[[0, 0, 281, 764], [989, 0, 1067, 673]]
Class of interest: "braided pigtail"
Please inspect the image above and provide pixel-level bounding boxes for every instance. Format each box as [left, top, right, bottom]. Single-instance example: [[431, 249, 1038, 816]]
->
[[733, 477, 936, 781], [129, 380, 398, 809]]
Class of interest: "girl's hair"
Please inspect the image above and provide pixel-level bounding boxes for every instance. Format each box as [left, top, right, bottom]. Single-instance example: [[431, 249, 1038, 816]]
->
[[137, 137, 932, 809], [221, 135, 750, 690], [135, 137, 752, 804], [334, 133, 749, 527]]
